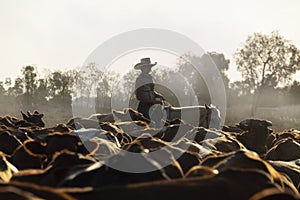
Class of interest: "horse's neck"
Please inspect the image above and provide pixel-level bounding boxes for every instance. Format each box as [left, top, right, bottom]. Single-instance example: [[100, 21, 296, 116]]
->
[[169, 106, 204, 110]]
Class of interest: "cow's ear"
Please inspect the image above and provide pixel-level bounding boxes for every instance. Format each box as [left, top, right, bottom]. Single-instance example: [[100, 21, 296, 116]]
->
[[21, 111, 28, 120], [33, 110, 39, 115], [123, 107, 129, 113], [27, 111, 32, 117]]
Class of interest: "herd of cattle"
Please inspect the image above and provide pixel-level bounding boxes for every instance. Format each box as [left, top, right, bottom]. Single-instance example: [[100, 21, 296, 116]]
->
[[0, 108, 299, 199]]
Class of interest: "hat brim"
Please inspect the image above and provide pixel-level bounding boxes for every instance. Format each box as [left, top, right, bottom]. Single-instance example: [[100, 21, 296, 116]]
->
[[134, 62, 157, 70]]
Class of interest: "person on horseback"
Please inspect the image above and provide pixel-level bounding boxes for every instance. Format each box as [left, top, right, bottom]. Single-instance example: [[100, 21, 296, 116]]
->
[[134, 57, 165, 120]]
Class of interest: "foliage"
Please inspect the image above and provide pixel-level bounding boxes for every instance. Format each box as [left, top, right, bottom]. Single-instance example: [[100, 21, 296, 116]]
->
[[235, 31, 300, 91], [177, 52, 230, 105], [234, 31, 300, 115]]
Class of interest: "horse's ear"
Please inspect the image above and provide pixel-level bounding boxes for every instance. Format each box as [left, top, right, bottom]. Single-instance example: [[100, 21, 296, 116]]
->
[[205, 104, 210, 110]]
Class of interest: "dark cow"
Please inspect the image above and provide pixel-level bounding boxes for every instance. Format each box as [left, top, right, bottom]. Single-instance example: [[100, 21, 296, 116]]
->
[[184, 165, 218, 178], [200, 135, 244, 153], [64, 167, 298, 200], [155, 123, 194, 142], [265, 138, 300, 161], [66, 117, 101, 129], [0, 131, 22, 156], [43, 132, 82, 156], [1, 180, 75, 200], [268, 160, 300, 192], [249, 188, 300, 200], [274, 129, 300, 143], [11, 139, 47, 170], [112, 108, 151, 124], [12, 150, 96, 187], [185, 127, 221, 143], [21, 111, 45, 127], [237, 119, 273, 155]]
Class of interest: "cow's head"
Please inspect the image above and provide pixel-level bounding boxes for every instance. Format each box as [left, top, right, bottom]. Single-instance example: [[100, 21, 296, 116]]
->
[[21, 111, 45, 127]]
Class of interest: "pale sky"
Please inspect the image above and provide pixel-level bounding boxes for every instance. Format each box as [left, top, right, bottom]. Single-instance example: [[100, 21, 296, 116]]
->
[[0, 0, 299, 83]]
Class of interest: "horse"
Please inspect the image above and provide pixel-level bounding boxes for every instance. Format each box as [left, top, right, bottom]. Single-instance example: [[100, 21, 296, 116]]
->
[[162, 104, 221, 129], [89, 104, 221, 130]]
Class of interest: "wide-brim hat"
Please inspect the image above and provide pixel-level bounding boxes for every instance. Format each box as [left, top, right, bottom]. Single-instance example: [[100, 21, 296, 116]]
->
[[134, 57, 157, 70]]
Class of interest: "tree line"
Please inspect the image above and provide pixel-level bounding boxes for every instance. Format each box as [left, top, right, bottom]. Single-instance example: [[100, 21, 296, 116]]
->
[[0, 31, 299, 117]]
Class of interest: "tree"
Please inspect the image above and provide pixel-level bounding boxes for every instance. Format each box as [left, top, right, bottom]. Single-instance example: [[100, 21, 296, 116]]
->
[[289, 81, 300, 105], [22, 66, 37, 108], [177, 52, 230, 105], [11, 77, 24, 97], [35, 78, 48, 105], [96, 70, 120, 112], [22, 66, 37, 95], [0, 81, 7, 104], [234, 31, 300, 115], [5, 78, 12, 96], [48, 70, 75, 105], [79, 63, 101, 108], [0, 81, 6, 96]]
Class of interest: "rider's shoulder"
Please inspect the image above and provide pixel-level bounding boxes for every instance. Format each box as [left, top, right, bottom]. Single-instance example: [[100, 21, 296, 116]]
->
[[137, 73, 153, 80]]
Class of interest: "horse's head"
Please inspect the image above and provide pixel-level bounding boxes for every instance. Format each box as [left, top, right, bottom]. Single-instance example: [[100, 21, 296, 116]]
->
[[205, 104, 221, 129]]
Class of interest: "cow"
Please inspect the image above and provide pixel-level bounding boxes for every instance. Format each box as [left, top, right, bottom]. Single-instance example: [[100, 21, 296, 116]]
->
[[11, 139, 47, 170], [12, 150, 96, 187], [265, 138, 300, 161], [112, 108, 151, 124], [0, 151, 18, 183], [89, 104, 221, 130], [1, 180, 75, 200], [43, 132, 82, 156], [63, 167, 298, 200], [21, 111, 45, 127], [249, 188, 300, 200], [0, 131, 22, 156], [268, 160, 300, 192], [66, 117, 101, 129], [184, 165, 218, 178], [274, 129, 300, 143], [236, 118, 273, 155]]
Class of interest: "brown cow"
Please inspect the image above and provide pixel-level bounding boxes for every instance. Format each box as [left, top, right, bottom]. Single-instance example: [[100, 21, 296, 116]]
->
[[0, 151, 18, 183]]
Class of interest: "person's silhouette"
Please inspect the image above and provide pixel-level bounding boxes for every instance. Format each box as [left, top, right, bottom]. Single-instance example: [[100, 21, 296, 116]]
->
[[134, 58, 164, 120]]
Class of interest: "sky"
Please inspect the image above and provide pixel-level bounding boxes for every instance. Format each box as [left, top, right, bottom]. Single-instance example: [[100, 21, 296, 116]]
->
[[0, 0, 299, 83]]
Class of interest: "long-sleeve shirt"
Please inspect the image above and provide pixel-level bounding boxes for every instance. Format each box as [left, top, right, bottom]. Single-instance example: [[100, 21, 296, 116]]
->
[[135, 73, 162, 103]]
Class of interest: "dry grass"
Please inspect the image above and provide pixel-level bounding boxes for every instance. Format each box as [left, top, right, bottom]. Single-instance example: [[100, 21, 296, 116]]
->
[[225, 105, 300, 131]]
